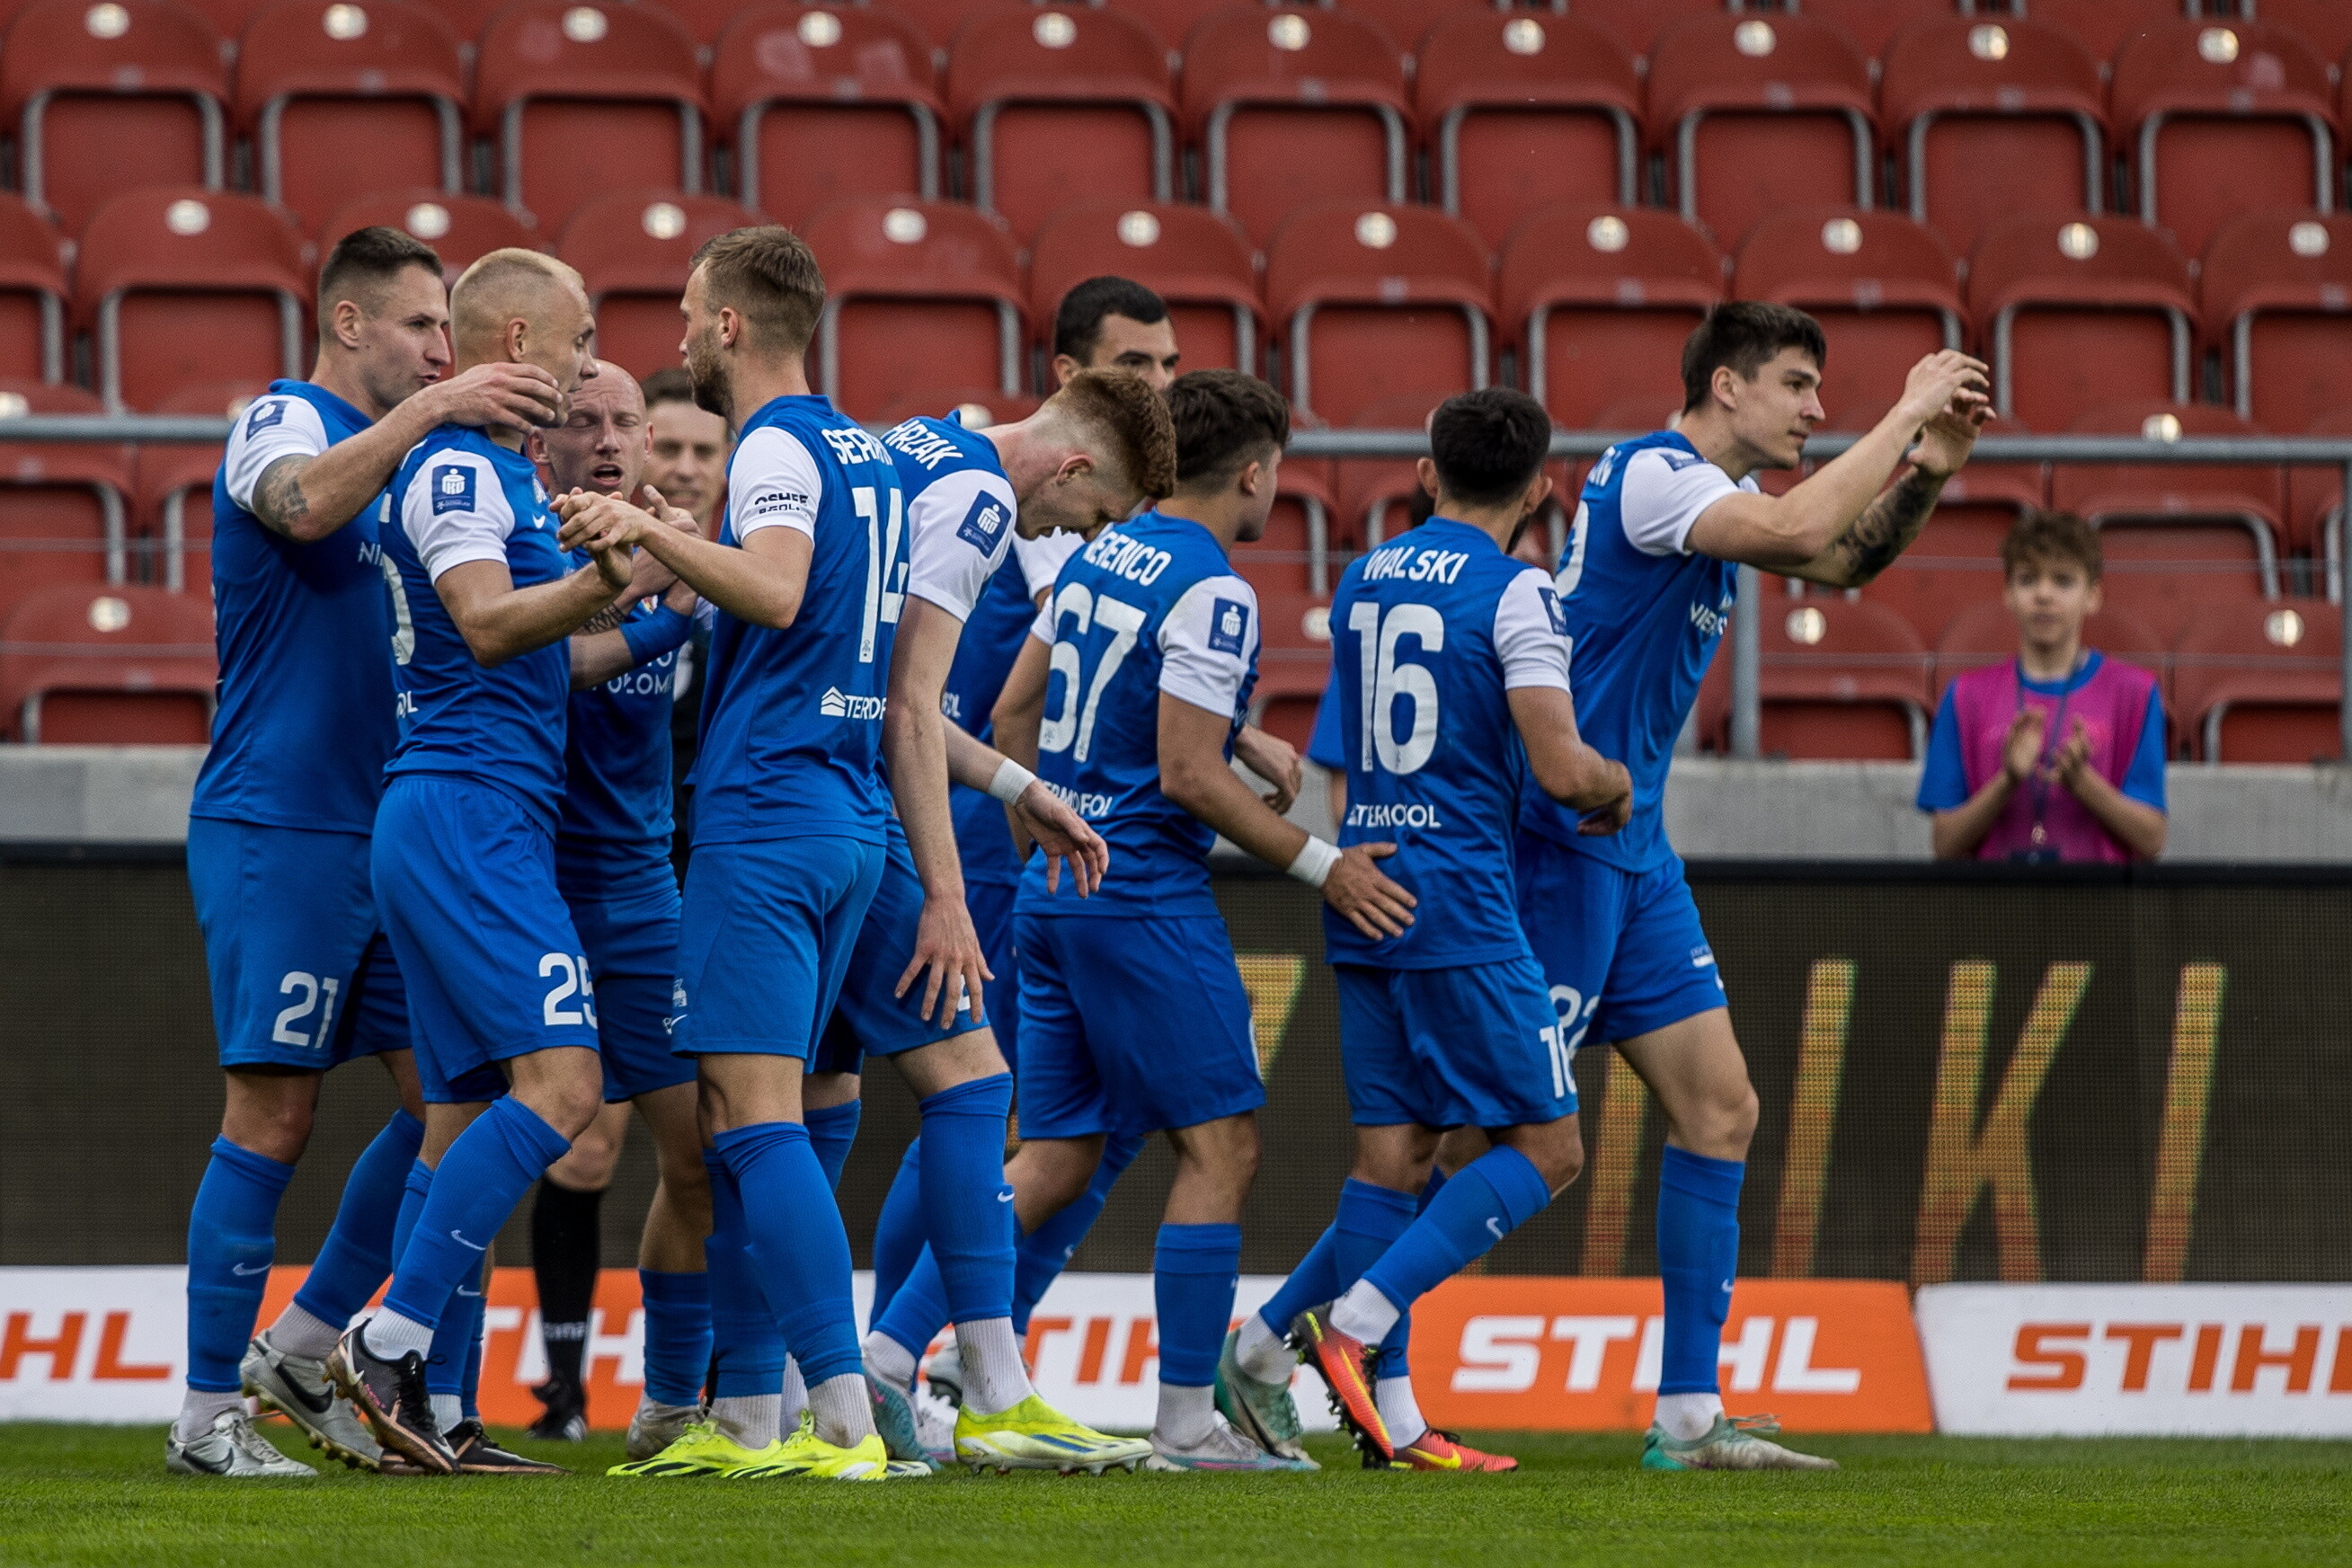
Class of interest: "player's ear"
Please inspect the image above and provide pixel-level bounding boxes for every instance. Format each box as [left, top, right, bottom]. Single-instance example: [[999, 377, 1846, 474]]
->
[[1415, 456, 1439, 498], [1051, 353, 1079, 388], [1523, 472, 1553, 515]]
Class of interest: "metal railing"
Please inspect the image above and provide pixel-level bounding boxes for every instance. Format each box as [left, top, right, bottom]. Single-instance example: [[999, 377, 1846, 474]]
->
[[10, 418, 2352, 761]]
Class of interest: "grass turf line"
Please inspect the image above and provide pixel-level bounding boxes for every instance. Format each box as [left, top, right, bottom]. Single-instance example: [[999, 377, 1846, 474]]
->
[[0, 1422, 2346, 1567]]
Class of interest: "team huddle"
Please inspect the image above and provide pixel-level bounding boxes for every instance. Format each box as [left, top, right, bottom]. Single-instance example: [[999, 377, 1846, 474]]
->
[[169, 218, 1991, 1483]]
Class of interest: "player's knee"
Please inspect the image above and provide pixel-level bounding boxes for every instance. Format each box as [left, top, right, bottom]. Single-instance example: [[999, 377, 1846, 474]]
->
[[221, 1075, 317, 1163], [1679, 1080, 1760, 1160], [1513, 1119, 1584, 1195]]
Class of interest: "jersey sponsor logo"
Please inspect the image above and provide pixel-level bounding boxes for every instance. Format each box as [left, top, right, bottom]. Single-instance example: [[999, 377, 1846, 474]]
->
[[1361, 543, 1471, 585], [1207, 598, 1250, 655], [819, 686, 886, 721], [745, 488, 812, 519], [1690, 597, 1731, 639], [882, 419, 963, 470], [1045, 778, 1114, 819], [245, 399, 287, 434], [1345, 801, 1446, 830], [956, 492, 1012, 554], [820, 425, 893, 465], [430, 463, 476, 516], [1539, 585, 1568, 636], [1658, 447, 1708, 472], [1080, 527, 1173, 586], [940, 690, 964, 722]]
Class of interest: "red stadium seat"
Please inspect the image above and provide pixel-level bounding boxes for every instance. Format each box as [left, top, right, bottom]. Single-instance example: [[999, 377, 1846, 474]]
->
[[1569, 0, 1729, 58], [1182, 4, 1412, 244], [2171, 599, 2339, 762], [0, 382, 132, 628], [74, 190, 310, 412], [1786, 0, 1950, 59], [0, 197, 71, 382], [317, 191, 539, 280], [1697, 597, 1935, 760], [1966, 213, 2194, 430], [1265, 202, 1490, 426], [2245, 0, 2352, 67], [1933, 597, 2170, 708], [1027, 199, 1261, 374], [873, 387, 1043, 428], [1414, 10, 1641, 249], [1733, 208, 1964, 428], [475, 0, 705, 232], [0, 581, 216, 741], [1249, 586, 1334, 749], [135, 382, 258, 598], [556, 192, 761, 383], [947, 5, 1176, 243], [712, 3, 942, 231], [2202, 211, 2352, 434], [802, 198, 1025, 420], [235, 0, 466, 236], [0, 0, 227, 236], [2287, 409, 2352, 575], [1332, 391, 1441, 561], [1647, 12, 1875, 252], [404, 0, 501, 39], [1108, 0, 1247, 50], [1341, 0, 1486, 57], [1879, 17, 2107, 259], [1500, 203, 1725, 430], [2110, 21, 2336, 261], [2013, 0, 2192, 62]]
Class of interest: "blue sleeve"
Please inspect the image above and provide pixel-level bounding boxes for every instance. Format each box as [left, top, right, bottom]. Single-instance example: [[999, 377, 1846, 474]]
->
[[1915, 686, 1970, 812], [1306, 662, 1345, 770], [2121, 684, 2167, 811], [620, 605, 695, 667]]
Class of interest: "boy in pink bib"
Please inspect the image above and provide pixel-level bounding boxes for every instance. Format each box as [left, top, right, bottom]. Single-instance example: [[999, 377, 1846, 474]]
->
[[1917, 509, 2168, 863]]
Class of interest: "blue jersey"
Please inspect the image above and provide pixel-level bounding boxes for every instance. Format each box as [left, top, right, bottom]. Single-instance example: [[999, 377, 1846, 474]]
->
[[557, 593, 690, 889], [382, 428, 573, 827], [1520, 430, 1754, 871], [191, 381, 398, 835], [1019, 512, 1261, 920], [1326, 518, 1574, 969], [691, 395, 907, 846]]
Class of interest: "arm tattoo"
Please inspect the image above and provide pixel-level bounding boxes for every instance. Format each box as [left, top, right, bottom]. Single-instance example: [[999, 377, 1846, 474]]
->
[[576, 602, 629, 635], [250, 455, 314, 539], [1827, 467, 1943, 585]]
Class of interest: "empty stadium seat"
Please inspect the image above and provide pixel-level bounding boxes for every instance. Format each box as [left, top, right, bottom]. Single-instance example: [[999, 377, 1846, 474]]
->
[[1647, 12, 1875, 252], [1787, 0, 1949, 59], [1249, 585, 1334, 749], [1110, 0, 1250, 50], [1341, 0, 1487, 57], [236, 0, 466, 235], [1414, 10, 1641, 248], [1334, 391, 1439, 556], [2288, 409, 2352, 581], [2171, 599, 2339, 762], [135, 381, 254, 598], [475, 0, 704, 231], [0, 198, 70, 382], [874, 387, 1043, 428], [713, 3, 942, 230], [2245, 0, 2352, 67], [948, 5, 1176, 242], [1501, 203, 1725, 430], [318, 191, 539, 280], [802, 198, 1025, 419], [1879, 17, 2108, 259], [1569, 0, 1729, 58], [1967, 213, 2194, 430], [1, 0, 227, 236], [74, 190, 309, 412], [404, 0, 501, 39], [1183, 4, 1412, 244], [2014, 0, 2193, 62], [1265, 202, 1490, 426], [0, 382, 132, 629], [557, 192, 761, 383], [2110, 21, 2336, 261], [1733, 209, 1965, 428], [1027, 199, 1260, 373], [0, 582, 216, 742], [2202, 211, 2352, 434], [1697, 597, 1935, 760], [1933, 597, 2170, 709]]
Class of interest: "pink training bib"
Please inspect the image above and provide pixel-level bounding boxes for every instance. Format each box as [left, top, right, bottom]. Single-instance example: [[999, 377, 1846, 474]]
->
[[1946, 653, 2159, 864]]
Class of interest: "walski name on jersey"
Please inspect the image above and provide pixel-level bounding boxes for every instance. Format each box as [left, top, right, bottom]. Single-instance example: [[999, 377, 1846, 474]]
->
[[820, 687, 885, 721], [1081, 528, 1173, 586], [882, 419, 963, 470], [1345, 801, 1446, 830], [1045, 779, 1114, 819], [1361, 542, 1471, 584]]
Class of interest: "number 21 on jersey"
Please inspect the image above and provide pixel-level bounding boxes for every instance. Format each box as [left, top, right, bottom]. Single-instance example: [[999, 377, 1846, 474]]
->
[[1347, 601, 1444, 775]]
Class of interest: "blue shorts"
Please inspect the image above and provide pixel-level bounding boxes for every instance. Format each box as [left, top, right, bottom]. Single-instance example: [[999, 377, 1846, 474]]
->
[[188, 817, 409, 1070], [1014, 912, 1265, 1140], [673, 834, 883, 1061], [371, 775, 597, 1104], [1334, 957, 1575, 1129], [565, 864, 694, 1102], [818, 826, 988, 1075], [967, 876, 1020, 1076], [1513, 838, 1726, 1050]]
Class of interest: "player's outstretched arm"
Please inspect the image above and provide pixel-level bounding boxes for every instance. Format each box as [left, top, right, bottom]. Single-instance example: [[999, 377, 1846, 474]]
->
[[1507, 686, 1632, 835], [1159, 695, 1416, 939], [1684, 350, 1991, 588], [435, 544, 633, 668], [554, 491, 810, 629], [885, 594, 993, 1027]]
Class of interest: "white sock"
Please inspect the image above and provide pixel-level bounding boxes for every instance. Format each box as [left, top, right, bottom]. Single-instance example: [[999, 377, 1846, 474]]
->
[[1235, 1311, 1296, 1384], [1328, 1280, 1401, 1346], [173, 1389, 242, 1442], [1156, 1381, 1217, 1449], [1376, 1376, 1425, 1448], [711, 1394, 781, 1448], [954, 1317, 1034, 1415], [1655, 1392, 1724, 1442], [266, 1305, 342, 1361], [807, 1372, 876, 1448], [363, 1310, 435, 1363], [430, 1394, 463, 1431], [862, 1332, 916, 1395], [780, 1356, 809, 1431]]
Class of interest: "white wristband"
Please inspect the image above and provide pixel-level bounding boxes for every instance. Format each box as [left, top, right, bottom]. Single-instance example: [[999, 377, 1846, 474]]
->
[[1287, 836, 1342, 889], [987, 757, 1037, 804]]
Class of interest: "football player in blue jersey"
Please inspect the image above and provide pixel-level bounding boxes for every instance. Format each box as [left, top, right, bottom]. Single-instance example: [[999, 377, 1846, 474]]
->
[[1226, 390, 1630, 1471], [326, 249, 654, 1475], [990, 369, 1416, 1471], [1517, 304, 1987, 1470], [173, 226, 563, 1478]]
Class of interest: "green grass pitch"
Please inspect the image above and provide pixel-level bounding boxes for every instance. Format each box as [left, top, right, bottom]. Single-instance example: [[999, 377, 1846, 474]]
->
[[2, 1422, 2347, 1566]]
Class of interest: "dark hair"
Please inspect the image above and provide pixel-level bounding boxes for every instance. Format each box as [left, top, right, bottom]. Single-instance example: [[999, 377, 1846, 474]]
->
[[640, 367, 697, 409], [1429, 388, 1552, 508], [1053, 275, 1169, 365], [691, 226, 826, 353], [318, 225, 442, 318], [2001, 508, 2102, 582], [1166, 369, 1290, 489], [1680, 301, 1828, 412], [1048, 368, 1177, 501]]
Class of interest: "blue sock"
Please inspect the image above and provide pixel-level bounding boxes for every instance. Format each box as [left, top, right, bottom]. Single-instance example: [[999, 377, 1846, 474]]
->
[[1154, 1224, 1241, 1387], [461, 1320, 483, 1422], [1258, 1224, 1341, 1338], [1260, 1178, 1415, 1335], [1010, 1130, 1143, 1334], [185, 1137, 297, 1392], [869, 1139, 926, 1323], [1418, 1165, 1449, 1213], [1380, 1168, 1455, 1380], [426, 1260, 484, 1403], [640, 1269, 713, 1408], [1362, 1147, 1551, 1313], [704, 1150, 784, 1399], [714, 1122, 862, 1387], [291, 1108, 423, 1328], [1657, 1146, 1744, 1396], [873, 1246, 950, 1362], [389, 1157, 431, 1271], [384, 1098, 571, 1330], [805, 1100, 862, 1191], [919, 1075, 1015, 1323]]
